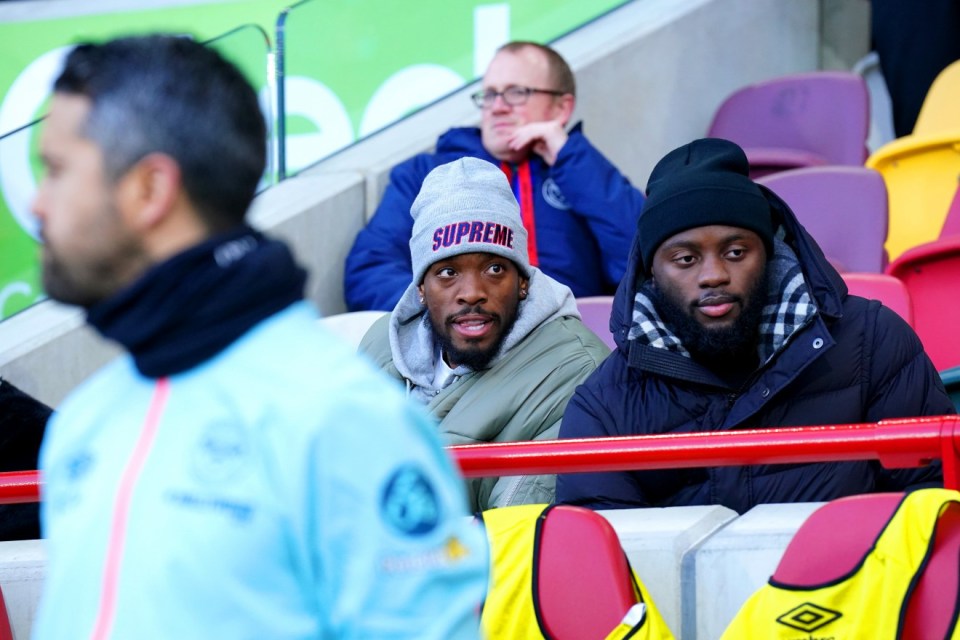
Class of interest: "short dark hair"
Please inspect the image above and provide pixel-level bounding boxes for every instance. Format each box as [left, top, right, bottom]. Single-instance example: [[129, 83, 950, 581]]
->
[[54, 34, 266, 231]]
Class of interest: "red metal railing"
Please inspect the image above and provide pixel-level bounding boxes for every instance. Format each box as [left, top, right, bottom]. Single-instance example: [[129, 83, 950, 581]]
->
[[0, 471, 41, 505], [451, 416, 960, 488], [1, 416, 957, 505]]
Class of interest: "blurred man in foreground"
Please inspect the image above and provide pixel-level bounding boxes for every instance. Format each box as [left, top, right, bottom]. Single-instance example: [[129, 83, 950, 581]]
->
[[32, 34, 486, 639]]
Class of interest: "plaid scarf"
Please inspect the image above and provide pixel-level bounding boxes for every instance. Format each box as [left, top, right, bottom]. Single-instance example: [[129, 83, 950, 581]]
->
[[628, 237, 817, 365]]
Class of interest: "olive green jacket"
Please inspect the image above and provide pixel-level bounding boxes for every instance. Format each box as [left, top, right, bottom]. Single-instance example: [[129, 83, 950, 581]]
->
[[360, 314, 609, 512]]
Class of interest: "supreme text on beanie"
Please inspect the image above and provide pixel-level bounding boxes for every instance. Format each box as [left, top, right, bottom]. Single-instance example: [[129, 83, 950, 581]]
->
[[409, 157, 530, 285]]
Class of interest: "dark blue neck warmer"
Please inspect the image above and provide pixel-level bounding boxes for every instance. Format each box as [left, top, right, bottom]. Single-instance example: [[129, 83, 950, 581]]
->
[[87, 227, 306, 378]]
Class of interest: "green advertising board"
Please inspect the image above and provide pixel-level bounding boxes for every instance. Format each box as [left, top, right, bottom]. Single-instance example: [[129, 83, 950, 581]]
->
[[0, 0, 627, 320]]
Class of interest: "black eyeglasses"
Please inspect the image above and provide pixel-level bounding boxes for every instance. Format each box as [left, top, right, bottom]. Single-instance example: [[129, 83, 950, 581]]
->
[[470, 86, 566, 108]]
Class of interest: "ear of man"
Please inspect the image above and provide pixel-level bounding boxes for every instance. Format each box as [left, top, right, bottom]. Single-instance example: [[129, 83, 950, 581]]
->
[[115, 152, 210, 259], [554, 93, 575, 127], [115, 152, 182, 232]]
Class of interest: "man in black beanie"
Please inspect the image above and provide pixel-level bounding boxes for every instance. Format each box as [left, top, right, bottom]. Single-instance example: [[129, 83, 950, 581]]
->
[[557, 138, 954, 513]]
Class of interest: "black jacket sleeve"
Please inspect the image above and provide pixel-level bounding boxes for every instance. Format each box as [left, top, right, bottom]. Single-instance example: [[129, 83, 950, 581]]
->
[[0, 379, 52, 541]]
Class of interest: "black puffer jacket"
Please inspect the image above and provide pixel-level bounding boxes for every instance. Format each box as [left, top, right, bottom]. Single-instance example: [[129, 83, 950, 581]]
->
[[556, 184, 954, 513]]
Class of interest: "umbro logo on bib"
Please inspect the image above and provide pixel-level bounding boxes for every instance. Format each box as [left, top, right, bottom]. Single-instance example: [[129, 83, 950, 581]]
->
[[775, 602, 842, 634]]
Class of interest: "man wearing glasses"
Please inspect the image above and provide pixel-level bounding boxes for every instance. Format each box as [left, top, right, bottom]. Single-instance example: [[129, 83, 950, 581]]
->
[[345, 41, 645, 311]]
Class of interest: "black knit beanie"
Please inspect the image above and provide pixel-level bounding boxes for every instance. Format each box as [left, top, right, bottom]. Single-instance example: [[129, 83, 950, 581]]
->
[[638, 138, 774, 271]]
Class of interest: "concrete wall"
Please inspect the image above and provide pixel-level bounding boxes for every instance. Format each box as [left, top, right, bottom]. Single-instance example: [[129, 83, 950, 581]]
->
[[819, 0, 871, 71], [563, 0, 819, 187]]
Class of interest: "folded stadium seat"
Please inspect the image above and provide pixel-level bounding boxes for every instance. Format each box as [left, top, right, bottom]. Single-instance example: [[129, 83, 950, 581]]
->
[[575, 296, 616, 350], [940, 183, 960, 239], [723, 491, 960, 639], [866, 59, 960, 260], [866, 134, 960, 260], [481, 504, 674, 639], [772, 493, 903, 586], [842, 273, 913, 327], [758, 167, 889, 273], [707, 71, 869, 180], [886, 236, 960, 371], [911, 59, 960, 137], [317, 310, 387, 348]]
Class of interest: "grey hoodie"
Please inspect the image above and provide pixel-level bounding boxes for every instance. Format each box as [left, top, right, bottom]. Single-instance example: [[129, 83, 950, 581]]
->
[[389, 267, 580, 400], [360, 268, 609, 511]]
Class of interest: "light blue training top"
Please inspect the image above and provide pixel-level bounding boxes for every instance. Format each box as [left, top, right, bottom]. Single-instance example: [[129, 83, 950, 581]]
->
[[35, 301, 488, 639]]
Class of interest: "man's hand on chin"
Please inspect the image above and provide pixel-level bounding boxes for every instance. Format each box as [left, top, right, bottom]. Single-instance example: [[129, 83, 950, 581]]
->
[[507, 119, 569, 166]]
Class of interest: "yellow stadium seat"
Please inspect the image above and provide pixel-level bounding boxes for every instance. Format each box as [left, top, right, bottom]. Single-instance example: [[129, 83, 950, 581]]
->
[[866, 133, 960, 260], [913, 59, 960, 136]]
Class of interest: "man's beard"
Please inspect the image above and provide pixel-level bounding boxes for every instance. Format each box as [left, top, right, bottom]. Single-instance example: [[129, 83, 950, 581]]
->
[[651, 268, 769, 366], [41, 214, 145, 310], [431, 305, 519, 371]]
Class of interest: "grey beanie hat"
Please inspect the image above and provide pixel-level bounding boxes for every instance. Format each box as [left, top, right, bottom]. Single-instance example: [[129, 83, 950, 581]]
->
[[410, 157, 530, 285]]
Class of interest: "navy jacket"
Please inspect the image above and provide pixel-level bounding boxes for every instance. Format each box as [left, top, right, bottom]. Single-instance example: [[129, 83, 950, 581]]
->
[[344, 124, 644, 311], [557, 186, 954, 514]]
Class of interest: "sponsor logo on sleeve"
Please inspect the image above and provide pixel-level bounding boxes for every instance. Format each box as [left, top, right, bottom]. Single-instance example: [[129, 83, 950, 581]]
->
[[380, 535, 473, 573], [380, 464, 441, 536]]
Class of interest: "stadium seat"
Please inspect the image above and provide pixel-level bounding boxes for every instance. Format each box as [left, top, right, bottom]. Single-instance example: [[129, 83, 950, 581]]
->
[[576, 295, 616, 350], [866, 58, 960, 260], [940, 184, 960, 239], [842, 273, 913, 327], [773, 493, 903, 586], [758, 167, 889, 273], [902, 499, 960, 637], [482, 504, 654, 639], [537, 506, 642, 638], [318, 310, 387, 347], [770, 492, 960, 639], [912, 59, 960, 136], [866, 133, 960, 260], [707, 71, 869, 179], [886, 236, 960, 371]]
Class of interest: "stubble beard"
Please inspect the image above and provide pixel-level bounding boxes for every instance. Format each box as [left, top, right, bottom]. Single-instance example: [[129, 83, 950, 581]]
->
[[651, 267, 769, 367]]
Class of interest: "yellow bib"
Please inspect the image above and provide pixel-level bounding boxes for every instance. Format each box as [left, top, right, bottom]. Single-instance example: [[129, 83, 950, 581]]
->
[[480, 503, 674, 640], [722, 489, 960, 639]]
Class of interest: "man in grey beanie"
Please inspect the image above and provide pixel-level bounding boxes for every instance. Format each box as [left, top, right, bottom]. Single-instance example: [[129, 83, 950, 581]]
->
[[360, 157, 609, 512], [558, 138, 952, 513]]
